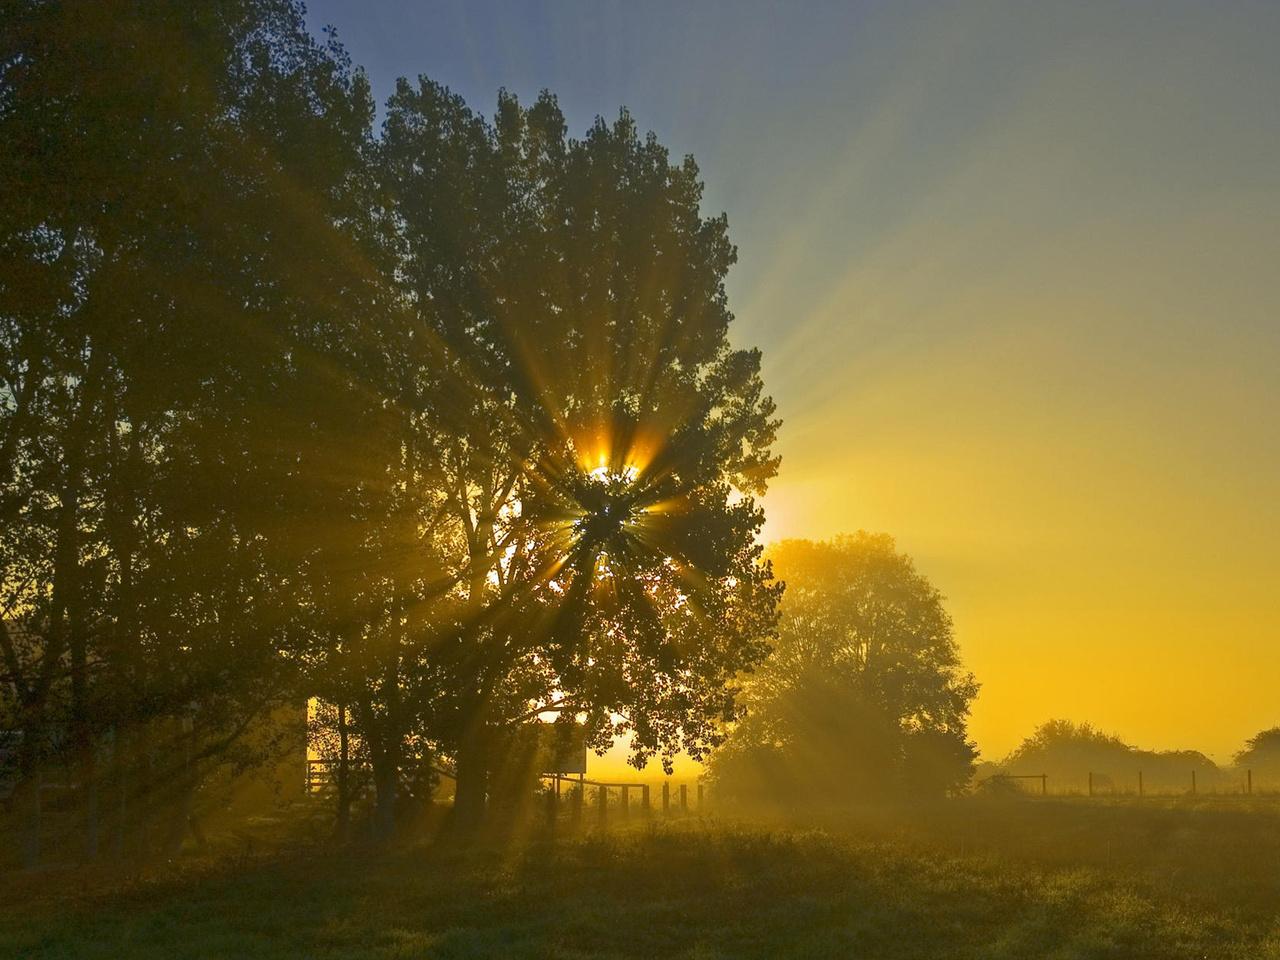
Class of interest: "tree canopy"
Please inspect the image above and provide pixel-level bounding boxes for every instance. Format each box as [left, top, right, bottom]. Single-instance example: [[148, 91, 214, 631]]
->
[[1235, 727, 1280, 776], [1, 0, 782, 855], [1, 0, 395, 860], [708, 533, 978, 804]]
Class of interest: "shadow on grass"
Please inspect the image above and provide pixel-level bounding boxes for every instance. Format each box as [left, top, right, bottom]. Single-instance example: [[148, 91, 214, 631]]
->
[[3, 812, 1279, 959]]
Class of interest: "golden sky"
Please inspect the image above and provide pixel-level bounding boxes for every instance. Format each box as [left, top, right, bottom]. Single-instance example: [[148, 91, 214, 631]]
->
[[737, 6, 1280, 762], [310, 0, 1280, 766]]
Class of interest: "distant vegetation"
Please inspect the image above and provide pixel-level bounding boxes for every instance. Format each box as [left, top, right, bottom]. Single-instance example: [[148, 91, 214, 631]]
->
[[1233, 727, 1280, 782], [981, 719, 1269, 794]]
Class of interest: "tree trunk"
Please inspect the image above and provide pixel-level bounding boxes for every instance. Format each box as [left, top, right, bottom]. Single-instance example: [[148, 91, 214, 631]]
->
[[70, 619, 98, 861], [335, 703, 351, 842], [107, 424, 141, 862], [80, 747, 99, 860], [369, 734, 399, 843], [15, 731, 42, 868], [112, 723, 131, 861], [163, 718, 198, 856], [453, 720, 491, 833], [134, 720, 155, 857]]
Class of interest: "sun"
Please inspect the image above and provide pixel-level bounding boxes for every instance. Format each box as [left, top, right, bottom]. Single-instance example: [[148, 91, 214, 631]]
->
[[589, 462, 640, 483]]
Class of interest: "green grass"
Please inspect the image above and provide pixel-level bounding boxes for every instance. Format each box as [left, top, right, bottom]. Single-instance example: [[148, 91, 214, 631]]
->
[[5, 798, 1280, 959]]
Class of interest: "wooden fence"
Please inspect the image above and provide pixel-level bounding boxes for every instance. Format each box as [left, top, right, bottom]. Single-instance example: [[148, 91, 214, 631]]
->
[[536, 775, 706, 824], [304, 758, 706, 822]]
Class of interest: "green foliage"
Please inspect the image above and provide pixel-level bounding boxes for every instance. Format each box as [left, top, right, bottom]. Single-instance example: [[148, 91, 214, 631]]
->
[[709, 534, 978, 803]]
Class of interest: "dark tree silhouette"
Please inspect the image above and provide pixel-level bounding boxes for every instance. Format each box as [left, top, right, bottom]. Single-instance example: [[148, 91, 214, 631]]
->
[[1235, 728, 1280, 787], [378, 82, 782, 828], [1, 0, 387, 861], [1, 2, 783, 854]]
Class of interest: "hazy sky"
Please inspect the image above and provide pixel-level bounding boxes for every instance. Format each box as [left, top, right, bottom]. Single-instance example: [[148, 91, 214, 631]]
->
[[305, 1, 1280, 763]]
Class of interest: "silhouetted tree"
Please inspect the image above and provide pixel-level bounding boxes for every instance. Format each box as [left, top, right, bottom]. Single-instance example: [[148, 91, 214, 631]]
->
[[3, 3, 784, 853], [709, 534, 978, 804], [379, 83, 782, 828], [1, 0, 385, 862], [1234, 728, 1280, 791], [1236, 728, 1280, 775]]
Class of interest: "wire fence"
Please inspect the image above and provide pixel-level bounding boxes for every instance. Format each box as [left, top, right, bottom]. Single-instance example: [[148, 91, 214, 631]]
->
[[978, 769, 1268, 798]]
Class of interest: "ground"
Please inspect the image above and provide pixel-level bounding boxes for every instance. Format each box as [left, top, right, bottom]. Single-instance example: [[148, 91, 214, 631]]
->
[[4, 797, 1280, 959]]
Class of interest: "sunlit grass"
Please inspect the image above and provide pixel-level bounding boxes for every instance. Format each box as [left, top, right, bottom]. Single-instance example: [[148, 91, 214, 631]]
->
[[6, 800, 1280, 959]]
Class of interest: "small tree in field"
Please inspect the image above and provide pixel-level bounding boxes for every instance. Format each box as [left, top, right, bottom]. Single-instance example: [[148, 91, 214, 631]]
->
[[708, 534, 978, 804], [1235, 728, 1280, 786]]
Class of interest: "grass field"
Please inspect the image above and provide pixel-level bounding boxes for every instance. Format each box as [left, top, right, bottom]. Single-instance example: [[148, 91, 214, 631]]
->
[[4, 797, 1280, 959]]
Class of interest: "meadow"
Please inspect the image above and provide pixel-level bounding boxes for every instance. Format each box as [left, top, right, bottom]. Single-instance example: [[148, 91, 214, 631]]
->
[[5, 796, 1280, 960]]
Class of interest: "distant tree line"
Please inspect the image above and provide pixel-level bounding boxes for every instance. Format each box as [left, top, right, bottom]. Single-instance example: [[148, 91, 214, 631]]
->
[[981, 720, 1280, 794], [0, 0, 783, 863]]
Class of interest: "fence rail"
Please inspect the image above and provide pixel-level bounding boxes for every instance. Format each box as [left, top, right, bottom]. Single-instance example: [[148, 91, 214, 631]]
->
[[535, 773, 705, 824], [304, 758, 706, 824], [979, 769, 1262, 798]]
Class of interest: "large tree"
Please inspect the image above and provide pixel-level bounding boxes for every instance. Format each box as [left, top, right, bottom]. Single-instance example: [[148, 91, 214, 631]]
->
[[0, 0, 386, 862], [709, 534, 979, 804], [3, 3, 784, 851], [377, 82, 782, 827]]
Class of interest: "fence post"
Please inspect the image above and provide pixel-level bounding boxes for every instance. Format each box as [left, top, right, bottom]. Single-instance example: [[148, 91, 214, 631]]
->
[[662, 781, 670, 815], [642, 783, 651, 815], [621, 784, 630, 820], [697, 782, 704, 810], [547, 780, 557, 825], [1138, 771, 1143, 797], [1040, 774, 1047, 796], [1088, 772, 1093, 798], [1248, 769, 1253, 795], [1191, 770, 1196, 795], [680, 783, 688, 811]]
